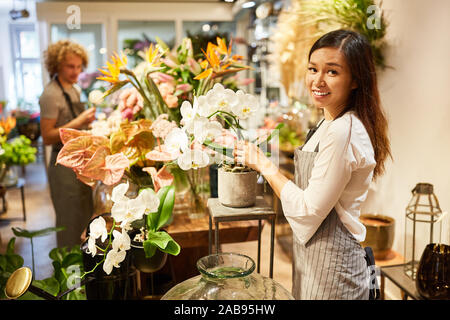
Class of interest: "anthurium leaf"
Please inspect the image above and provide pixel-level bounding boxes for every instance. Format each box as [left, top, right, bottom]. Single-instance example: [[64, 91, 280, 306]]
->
[[59, 128, 90, 145], [110, 130, 127, 154], [146, 231, 180, 256], [143, 240, 157, 258], [12, 226, 65, 239], [156, 185, 175, 230]]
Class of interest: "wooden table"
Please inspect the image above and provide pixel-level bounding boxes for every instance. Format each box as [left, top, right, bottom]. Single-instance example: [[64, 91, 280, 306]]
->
[[167, 210, 261, 249]]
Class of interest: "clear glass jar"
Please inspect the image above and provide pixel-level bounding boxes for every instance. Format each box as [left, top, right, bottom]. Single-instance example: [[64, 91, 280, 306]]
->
[[161, 253, 294, 300]]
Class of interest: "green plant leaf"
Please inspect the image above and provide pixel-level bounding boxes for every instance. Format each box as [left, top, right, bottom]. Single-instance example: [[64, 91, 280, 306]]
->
[[146, 230, 180, 256], [203, 139, 234, 158], [12, 226, 66, 239], [49, 247, 64, 264], [6, 237, 16, 255], [64, 287, 86, 300], [62, 253, 83, 268], [143, 240, 157, 258], [0, 256, 7, 272], [156, 185, 175, 231], [19, 277, 60, 300], [5, 254, 24, 273]]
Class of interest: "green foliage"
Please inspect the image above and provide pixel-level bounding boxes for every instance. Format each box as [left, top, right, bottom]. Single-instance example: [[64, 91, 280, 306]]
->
[[142, 185, 180, 258], [0, 135, 37, 166], [0, 235, 86, 300], [11, 226, 66, 239]]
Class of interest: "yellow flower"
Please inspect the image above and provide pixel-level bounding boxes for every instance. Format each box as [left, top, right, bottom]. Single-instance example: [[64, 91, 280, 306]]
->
[[144, 43, 162, 67], [97, 52, 128, 84]]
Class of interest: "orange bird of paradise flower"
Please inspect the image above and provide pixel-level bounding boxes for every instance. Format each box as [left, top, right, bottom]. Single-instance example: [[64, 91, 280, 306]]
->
[[97, 52, 128, 84], [194, 37, 249, 80]]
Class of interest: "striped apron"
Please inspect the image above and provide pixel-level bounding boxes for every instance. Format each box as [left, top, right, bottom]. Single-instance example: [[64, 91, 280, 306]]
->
[[291, 142, 369, 300]]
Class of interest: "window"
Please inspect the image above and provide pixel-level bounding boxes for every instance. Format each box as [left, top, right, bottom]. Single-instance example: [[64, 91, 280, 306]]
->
[[118, 20, 176, 68], [10, 24, 43, 112], [50, 23, 105, 73]]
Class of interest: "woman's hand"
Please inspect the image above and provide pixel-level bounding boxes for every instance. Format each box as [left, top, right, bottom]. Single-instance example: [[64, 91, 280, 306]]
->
[[234, 140, 270, 173]]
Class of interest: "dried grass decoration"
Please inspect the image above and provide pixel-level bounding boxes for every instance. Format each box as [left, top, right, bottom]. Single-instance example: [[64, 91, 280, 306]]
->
[[271, 0, 388, 99]]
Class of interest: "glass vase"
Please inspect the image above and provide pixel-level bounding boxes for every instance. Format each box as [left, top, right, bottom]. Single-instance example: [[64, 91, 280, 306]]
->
[[161, 253, 294, 300], [416, 243, 450, 300]]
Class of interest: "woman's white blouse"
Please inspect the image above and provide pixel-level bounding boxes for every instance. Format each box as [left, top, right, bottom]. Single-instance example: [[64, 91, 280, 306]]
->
[[280, 111, 376, 245]]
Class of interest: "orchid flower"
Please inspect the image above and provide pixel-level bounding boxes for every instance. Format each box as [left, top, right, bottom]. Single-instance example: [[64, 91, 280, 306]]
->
[[232, 90, 259, 120], [103, 249, 126, 275], [177, 149, 210, 170], [205, 83, 239, 114], [112, 229, 131, 252]]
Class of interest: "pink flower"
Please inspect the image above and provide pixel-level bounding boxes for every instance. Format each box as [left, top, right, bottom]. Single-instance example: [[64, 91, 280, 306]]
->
[[142, 166, 174, 193], [165, 94, 179, 109], [121, 108, 133, 121], [150, 114, 178, 139], [176, 83, 192, 93], [158, 82, 175, 98], [118, 87, 143, 120]]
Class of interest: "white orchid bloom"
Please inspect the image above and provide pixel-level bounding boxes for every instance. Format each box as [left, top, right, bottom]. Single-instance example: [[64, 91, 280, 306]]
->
[[111, 185, 160, 225], [112, 229, 131, 252], [103, 249, 126, 275], [206, 83, 239, 114], [89, 216, 108, 242], [165, 127, 189, 154], [196, 95, 214, 117], [87, 236, 97, 257], [177, 149, 210, 170], [232, 90, 259, 120], [180, 100, 197, 125], [138, 188, 160, 214], [194, 119, 223, 144], [88, 89, 104, 105], [111, 181, 129, 203]]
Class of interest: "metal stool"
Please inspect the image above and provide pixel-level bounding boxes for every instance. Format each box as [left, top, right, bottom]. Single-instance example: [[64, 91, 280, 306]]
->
[[207, 196, 276, 278]]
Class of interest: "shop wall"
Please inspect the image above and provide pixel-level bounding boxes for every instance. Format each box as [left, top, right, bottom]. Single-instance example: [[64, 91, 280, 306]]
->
[[0, 1, 37, 104], [362, 0, 450, 259]]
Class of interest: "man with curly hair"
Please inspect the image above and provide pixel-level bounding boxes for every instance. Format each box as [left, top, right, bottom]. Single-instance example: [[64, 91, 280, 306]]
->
[[39, 39, 96, 248]]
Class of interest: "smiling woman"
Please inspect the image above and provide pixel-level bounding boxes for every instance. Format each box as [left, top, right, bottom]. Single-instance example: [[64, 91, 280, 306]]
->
[[235, 29, 391, 300]]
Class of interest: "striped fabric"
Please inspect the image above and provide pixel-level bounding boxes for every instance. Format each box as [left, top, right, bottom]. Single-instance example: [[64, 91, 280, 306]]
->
[[291, 146, 369, 300]]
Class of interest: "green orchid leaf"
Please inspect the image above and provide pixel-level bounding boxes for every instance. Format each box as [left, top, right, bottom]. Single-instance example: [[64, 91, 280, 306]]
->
[[156, 185, 175, 231], [143, 240, 157, 258], [203, 140, 234, 158], [146, 231, 180, 256], [12, 226, 65, 239], [253, 123, 284, 145]]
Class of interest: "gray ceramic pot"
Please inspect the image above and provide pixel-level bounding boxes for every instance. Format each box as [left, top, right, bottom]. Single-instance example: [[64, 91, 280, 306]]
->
[[218, 168, 257, 208]]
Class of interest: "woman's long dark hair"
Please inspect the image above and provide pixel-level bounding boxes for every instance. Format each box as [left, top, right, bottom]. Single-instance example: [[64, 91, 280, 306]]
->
[[308, 29, 391, 179]]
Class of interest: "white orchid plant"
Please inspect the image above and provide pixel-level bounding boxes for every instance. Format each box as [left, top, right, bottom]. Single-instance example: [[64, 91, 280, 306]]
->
[[82, 181, 179, 276], [146, 83, 282, 173]]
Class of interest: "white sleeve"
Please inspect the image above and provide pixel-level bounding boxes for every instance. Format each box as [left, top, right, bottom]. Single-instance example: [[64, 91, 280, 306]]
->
[[280, 121, 356, 245]]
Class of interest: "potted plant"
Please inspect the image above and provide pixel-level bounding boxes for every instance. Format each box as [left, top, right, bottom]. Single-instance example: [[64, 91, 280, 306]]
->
[[157, 83, 282, 208]]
